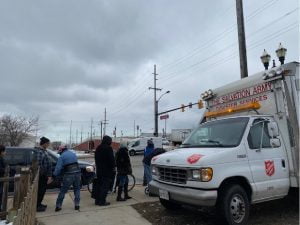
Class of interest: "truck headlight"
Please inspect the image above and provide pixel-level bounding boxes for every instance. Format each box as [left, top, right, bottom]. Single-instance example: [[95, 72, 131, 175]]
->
[[191, 168, 213, 182], [152, 166, 158, 175], [86, 166, 94, 173]]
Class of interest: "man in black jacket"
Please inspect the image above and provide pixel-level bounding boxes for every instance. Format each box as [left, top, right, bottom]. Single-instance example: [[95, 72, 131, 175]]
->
[[94, 135, 116, 206]]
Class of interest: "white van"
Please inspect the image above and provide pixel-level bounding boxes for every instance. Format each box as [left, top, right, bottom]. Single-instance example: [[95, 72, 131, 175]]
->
[[149, 62, 299, 225], [128, 137, 163, 156]]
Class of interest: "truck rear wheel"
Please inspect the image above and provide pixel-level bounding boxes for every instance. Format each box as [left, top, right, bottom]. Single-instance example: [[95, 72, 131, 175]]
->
[[217, 184, 250, 225], [159, 198, 182, 210]]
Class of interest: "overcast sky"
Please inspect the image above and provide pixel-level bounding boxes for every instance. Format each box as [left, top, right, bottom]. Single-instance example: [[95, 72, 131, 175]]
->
[[0, 0, 298, 143]]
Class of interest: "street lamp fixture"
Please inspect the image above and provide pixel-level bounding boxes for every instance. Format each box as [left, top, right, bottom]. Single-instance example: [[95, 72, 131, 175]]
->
[[157, 90, 171, 103], [276, 43, 287, 65], [155, 90, 170, 137], [260, 49, 271, 70]]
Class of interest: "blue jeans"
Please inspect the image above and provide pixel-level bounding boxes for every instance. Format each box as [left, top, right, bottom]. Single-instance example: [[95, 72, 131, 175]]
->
[[118, 175, 128, 188], [143, 163, 152, 185], [56, 173, 81, 208]]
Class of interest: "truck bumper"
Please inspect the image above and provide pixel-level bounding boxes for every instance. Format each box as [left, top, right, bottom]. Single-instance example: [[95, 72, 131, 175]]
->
[[149, 180, 218, 207]]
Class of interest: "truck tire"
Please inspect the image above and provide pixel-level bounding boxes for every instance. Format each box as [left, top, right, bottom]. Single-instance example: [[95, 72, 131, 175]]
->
[[159, 198, 182, 210], [129, 150, 135, 156], [217, 184, 250, 225]]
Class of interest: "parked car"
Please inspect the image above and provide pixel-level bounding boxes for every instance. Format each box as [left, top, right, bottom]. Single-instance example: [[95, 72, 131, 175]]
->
[[162, 138, 170, 146], [4, 147, 95, 189]]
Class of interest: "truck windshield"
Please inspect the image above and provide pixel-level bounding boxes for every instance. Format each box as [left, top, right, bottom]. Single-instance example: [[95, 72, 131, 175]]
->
[[182, 117, 249, 148]]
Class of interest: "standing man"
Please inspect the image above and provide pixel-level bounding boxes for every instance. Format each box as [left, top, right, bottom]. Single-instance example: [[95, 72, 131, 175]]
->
[[94, 135, 116, 206], [0, 145, 7, 211], [53, 145, 81, 212], [36, 137, 53, 212]]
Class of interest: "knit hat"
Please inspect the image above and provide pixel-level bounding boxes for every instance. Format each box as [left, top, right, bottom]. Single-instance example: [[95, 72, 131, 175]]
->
[[40, 137, 50, 145]]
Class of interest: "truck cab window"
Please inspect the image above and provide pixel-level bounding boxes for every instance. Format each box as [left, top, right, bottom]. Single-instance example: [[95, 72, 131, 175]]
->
[[248, 119, 272, 149]]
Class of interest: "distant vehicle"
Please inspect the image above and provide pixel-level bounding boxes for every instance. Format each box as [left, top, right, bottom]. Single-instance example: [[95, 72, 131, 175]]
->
[[162, 138, 170, 146], [5, 147, 95, 189], [170, 129, 192, 145], [128, 137, 163, 156]]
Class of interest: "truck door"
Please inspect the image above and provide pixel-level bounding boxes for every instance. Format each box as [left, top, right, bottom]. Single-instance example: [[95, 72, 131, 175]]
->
[[246, 118, 289, 201]]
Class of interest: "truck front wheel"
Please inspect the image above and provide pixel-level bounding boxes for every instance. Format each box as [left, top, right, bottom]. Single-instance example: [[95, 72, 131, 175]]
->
[[159, 198, 182, 210], [217, 184, 250, 225]]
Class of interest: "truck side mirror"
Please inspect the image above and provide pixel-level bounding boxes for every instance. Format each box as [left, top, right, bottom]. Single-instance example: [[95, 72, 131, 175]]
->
[[270, 138, 281, 148], [267, 122, 279, 137]]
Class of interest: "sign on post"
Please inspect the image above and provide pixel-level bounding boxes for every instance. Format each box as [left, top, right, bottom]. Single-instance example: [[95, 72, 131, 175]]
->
[[160, 114, 169, 120]]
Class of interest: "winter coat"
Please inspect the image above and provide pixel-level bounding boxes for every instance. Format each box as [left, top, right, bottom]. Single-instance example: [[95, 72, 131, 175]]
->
[[115, 147, 132, 175], [143, 148, 166, 166], [0, 156, 7, 177], [95, 136, 116, 178]]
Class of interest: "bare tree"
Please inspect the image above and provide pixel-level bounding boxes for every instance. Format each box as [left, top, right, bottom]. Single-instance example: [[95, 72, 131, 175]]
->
[[0, 115, 39, 146]]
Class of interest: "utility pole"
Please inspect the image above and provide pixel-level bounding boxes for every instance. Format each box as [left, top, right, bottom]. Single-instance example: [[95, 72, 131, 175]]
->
[[100, 121, 103, 140], [69, 120, 72, 147], [80, 126, 83, 143], [133, 120, 135, 137], [236, 0, 248, 79], [90, 118, 93, 141], [75, 129, 78, 145], [149, 65, 161, 137], [103, 108, 108, 136]]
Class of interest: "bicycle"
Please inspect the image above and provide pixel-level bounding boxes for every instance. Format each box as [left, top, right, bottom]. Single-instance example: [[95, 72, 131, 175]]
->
[[87, 174, 136, 194]]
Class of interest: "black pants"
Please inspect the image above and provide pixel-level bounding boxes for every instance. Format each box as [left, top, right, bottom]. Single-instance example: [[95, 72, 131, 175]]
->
[[95, 176, 111, 204], [0, 182, 3, 211], [37, 174, 48, 206]]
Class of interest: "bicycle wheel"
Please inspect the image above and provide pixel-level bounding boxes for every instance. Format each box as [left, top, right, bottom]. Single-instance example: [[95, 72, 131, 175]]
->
[[127, 174, 136, 192], [87, 179, 94, 194]]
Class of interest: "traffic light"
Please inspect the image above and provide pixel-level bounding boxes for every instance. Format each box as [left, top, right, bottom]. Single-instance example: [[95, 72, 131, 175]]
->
[[181, 104, 185, 112], [198, 100, 204, 109]]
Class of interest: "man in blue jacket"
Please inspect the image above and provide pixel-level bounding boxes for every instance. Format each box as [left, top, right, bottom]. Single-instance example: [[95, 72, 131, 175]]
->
[[53, 145, 81, 212]]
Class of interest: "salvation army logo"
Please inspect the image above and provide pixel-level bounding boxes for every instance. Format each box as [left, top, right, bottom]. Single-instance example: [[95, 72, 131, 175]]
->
[[265, 160, 275, 176], [187, 154, 203, 164], [152, 156, 159, 162]]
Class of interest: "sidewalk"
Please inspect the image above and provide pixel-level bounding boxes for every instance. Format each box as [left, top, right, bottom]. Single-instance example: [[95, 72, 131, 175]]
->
[[37, 185, 157, 225]]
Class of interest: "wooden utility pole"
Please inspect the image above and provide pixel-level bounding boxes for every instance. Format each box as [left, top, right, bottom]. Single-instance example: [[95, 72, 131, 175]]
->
[[236, 0, 248, 79]]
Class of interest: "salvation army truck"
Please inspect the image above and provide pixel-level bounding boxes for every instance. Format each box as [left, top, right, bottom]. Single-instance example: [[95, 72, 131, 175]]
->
[[149, 62, 299, 225]]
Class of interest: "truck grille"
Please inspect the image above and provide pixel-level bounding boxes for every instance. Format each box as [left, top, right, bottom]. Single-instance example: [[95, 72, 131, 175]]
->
[[158, 166, 187, 184]]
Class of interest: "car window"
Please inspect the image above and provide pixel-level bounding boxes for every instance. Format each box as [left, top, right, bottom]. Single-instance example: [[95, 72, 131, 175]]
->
[[248, 119, 272, 149]]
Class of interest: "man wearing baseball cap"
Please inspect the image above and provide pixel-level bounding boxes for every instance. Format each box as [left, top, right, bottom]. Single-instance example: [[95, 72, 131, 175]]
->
[[36, 136, 53, 212]]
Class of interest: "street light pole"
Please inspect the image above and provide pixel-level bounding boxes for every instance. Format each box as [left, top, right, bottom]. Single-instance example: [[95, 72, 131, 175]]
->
[[149, 65, 161, 137]]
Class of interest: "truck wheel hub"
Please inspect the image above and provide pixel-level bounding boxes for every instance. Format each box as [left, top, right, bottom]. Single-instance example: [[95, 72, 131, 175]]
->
[[230, 194, 245, 223]]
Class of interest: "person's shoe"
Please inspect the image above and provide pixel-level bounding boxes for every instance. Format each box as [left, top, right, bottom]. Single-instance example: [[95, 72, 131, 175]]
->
[[125, 195, 132, 200], [116, 197, 126, 202], [55, 207, 62, 212], [97, 202, 110, 206], [41, 204, 47, 208], [75, 206, 80, 210], [36, 205, 46, 212]]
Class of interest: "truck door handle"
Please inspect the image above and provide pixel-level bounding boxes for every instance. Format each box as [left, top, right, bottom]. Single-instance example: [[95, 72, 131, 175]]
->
[[281, 159, 286, 168]]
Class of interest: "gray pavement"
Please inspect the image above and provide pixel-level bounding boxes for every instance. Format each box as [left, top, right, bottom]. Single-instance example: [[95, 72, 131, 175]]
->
[[37, 186, 156, 225]]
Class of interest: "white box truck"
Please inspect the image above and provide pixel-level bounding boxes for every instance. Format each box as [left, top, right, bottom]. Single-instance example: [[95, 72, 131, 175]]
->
[[171, 129, 192, 145], [149, 62, 299, 225], [128, 137, 163, 156]]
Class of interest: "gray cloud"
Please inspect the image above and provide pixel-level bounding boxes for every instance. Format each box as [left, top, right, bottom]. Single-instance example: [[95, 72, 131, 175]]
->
[[0, 0, 298, 141]]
